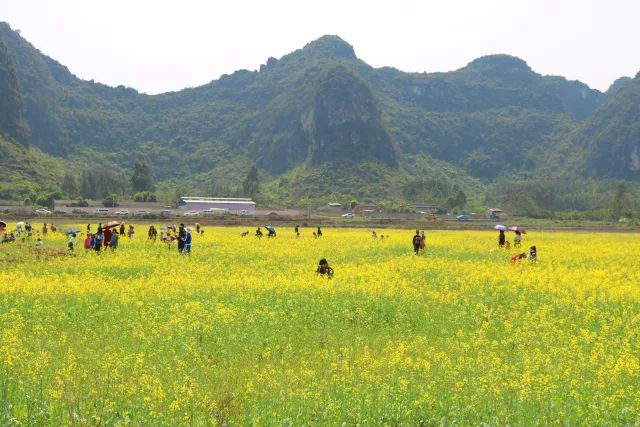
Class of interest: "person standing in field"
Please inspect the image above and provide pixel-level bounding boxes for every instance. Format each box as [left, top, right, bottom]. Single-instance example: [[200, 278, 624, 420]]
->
[[94, 230, 103, 253], [317, 226, 323, 237], [119, 223, 125, 236], [412, 230, 422, 255], [42, 223, 48, 236], [103, 227, 112, 249], [84, 234, 92, 253], [68, 233, 76, 252], [498, 230, 506, 248], [177, 224, 186, 253], [184, 230, 192, 255], [110, 231, 119, 251], [148, 225, 157, 242], [86, 223, 91, 233], [295, 225, 300, 238], [514, 230, 522, 248]]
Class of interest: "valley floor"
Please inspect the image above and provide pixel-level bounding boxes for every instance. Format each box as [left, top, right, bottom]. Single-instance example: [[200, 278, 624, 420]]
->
[[1, 227, 639, 425]]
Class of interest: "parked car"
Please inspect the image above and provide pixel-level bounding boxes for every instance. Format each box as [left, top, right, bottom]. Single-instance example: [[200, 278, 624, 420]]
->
[[456, 214, 470, 221], [203, 208, 227, 216], [95, 208, 110, 215], [72, 208, 89, 215], [341, 213, 355, 218], [183, 211, 200, 217], [35, 208, 52, 215], [134, 210, 148, 216], [116, 210, 130, 216], [160, 209, 171, 216], [239, 210, 254, 216]]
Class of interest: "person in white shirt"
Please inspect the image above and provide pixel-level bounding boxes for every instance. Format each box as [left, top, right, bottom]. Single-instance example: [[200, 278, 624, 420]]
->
[[68, 233, 76, 252]]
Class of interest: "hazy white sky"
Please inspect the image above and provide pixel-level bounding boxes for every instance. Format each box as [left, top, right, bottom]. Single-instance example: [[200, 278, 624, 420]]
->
[[2, 0, 639, 94]]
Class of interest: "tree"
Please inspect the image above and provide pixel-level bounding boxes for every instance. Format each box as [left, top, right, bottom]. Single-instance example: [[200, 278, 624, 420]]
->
[[133, 191, 157, 202], [242, 166, 260, 198], [36, 191, 63, 209], [61, 173, 78, 198], [610, 183, 631, 219], [446, 185, 467, 210], [80, 170, 98, 199], [130, 161, 155, 193], [103, 194, 119, 208]]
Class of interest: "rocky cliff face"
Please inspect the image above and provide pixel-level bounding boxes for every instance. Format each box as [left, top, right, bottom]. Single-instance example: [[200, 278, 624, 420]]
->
[[302, 65, 397, 167]]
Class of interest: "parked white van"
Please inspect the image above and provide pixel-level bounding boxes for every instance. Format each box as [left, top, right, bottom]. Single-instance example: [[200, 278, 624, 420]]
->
[[95, 208, 110, 215]]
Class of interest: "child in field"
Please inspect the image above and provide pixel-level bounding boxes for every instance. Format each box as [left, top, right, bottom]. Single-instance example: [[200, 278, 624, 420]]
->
[[527, 246, 537, 262], [316, 258, 334, 278], [68, 233, 76, 252], [84, 235, 92, 252]]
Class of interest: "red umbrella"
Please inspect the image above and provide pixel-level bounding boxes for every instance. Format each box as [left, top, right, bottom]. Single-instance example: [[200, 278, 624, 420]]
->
[[103, 221, 121, 229]]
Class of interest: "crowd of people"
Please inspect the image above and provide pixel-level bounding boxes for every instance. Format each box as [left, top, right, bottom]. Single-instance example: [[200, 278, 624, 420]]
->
[[2, 219, 540, 277], [497, 228, 537, 263]]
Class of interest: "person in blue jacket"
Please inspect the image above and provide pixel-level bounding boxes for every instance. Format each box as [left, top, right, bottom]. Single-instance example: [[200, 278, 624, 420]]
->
[[184, 230, 192, 255]]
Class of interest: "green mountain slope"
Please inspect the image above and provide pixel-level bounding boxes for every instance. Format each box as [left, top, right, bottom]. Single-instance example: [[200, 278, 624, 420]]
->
[[1, 22, 638, 211], [0, 135, 65, 198], [574, 73, 640, 179]]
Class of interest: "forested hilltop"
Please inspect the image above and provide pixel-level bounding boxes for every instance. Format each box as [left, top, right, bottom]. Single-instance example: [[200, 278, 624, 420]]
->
[[1, 21, 639, 218]]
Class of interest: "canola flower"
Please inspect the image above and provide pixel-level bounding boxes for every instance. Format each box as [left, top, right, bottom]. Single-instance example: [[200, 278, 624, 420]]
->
[[0, 225, 639, 425]]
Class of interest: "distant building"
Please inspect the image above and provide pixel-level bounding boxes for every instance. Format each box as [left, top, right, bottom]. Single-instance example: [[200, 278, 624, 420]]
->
[[412, 204, 441, 213], [178, 197, 256, 213], [354, 203, 378, 214], [486, 208, 503, 219]]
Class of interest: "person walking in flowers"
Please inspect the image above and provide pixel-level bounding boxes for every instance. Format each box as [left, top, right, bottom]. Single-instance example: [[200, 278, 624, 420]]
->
[[412, 230, 422, 255]]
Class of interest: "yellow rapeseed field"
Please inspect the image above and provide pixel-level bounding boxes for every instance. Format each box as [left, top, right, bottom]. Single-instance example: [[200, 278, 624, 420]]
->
[[0, 225, 639, 425]]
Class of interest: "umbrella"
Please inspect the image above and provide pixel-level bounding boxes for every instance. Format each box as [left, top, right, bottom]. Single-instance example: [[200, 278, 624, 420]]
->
[[65, 228, 81, 235], [103, 221, 120, 229], [508, 226, 527, 234], [0, 220, 6, 228], [265, 225, 276, 233], [494, 224, 508, 231]]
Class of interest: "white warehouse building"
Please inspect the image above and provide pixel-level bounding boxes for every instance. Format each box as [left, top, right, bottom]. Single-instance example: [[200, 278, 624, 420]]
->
[[177, 197, 256, 213]]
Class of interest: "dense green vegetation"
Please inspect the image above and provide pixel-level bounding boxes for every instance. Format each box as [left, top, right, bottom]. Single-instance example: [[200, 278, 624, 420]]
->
[[1, 22, 639, 217]]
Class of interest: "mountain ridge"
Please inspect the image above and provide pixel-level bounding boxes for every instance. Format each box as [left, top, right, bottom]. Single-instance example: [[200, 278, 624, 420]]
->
[[1, 20, 639, 215]]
